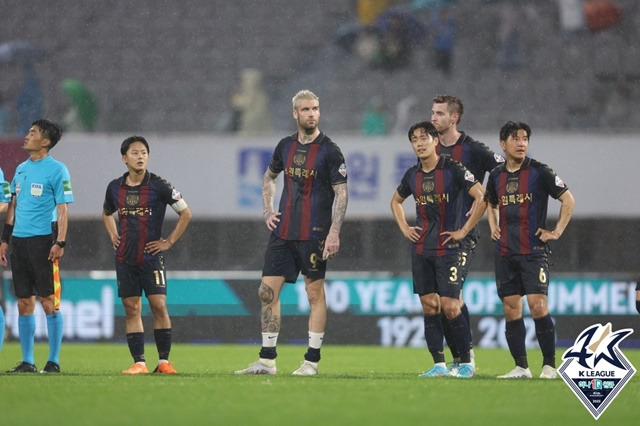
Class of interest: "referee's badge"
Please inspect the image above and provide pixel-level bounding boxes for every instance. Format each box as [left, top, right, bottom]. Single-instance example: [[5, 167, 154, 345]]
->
[[30, 183, 43, 198]]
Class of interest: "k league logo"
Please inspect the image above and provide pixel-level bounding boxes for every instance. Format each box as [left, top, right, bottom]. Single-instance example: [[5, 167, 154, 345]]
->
[[559, 323, 636, 420]]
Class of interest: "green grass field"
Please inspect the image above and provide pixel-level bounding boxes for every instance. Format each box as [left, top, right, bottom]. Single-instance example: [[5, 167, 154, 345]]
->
[[0, 342, 637, 425]]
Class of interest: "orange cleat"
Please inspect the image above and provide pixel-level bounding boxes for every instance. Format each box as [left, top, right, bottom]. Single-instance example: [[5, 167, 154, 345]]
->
[[122, 362, 149, 375], [153, 362, 177, 374]]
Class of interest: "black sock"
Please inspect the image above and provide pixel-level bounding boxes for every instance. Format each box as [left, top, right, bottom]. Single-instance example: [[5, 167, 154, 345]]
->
[[447, 313, 471, 363], [304, 347, 321, 363], [126, 332, 145, 363], [460, 303, 473, 349], [505, 318, 527, 368], [441, 312, 459, 359], [424, 314, 445, 364], [534, 314, 556, 368], [154, 328, 172, 361], [259, 347, 277, 360]]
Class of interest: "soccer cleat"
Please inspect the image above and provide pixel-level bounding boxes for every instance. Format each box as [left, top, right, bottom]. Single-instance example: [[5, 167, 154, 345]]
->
[[292, 360, 318, 376], [447, 361, 460, 377], [539, 365, 557, 379], [153, 362, 177, 374], [456, 363, 475, 379], [40, 361, 61, 374], [122, 362, 149, 375], [6, 361, 37, 373], [234, 359, 277, 375], [418, 364, 450, 378], [497, 366, 532, 379]]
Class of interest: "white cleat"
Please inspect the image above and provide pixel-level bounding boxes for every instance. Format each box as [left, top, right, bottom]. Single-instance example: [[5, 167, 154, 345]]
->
[[497, 366, 532, 379], [292, 360, 318, 376], [235, 359, 276, 375], [539, 365, 557, 379]]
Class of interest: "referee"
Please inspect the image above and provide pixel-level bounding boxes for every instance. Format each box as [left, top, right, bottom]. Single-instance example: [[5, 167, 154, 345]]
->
[[0, 119, 74, 373]]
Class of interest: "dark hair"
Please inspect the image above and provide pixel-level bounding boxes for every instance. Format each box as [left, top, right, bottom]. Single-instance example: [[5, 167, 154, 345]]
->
[[408, 121, 440, 141], [32, 119, 62, 149], [432, 94, 464, 125], [120, 135, 150, 155], [499, 121, 532, 141]]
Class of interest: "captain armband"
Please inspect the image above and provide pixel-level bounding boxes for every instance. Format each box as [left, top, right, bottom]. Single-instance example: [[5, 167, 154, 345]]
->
[[171, 199, 188, 213], [1, 223, 13, 244]]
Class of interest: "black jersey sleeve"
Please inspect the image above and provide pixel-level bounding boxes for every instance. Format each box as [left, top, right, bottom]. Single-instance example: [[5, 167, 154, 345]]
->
[[538, 161, 569, 200], [485, 170, 499, 206], [326, 140, 348, 185], [103, 180, 117, 215], [268, 137, 289, 174], [396, 168, 413, 199]]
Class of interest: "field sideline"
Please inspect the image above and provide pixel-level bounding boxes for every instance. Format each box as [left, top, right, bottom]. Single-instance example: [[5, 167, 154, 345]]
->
[[0, 342, 637, 425]]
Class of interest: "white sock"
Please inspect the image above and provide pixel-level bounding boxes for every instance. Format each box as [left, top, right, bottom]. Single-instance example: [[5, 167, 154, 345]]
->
[[262, 332, 279, 348], [309, 331, 324, 349]]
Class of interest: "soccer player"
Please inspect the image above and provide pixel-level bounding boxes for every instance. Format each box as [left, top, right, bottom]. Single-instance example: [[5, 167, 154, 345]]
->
[[485, 121, 575, 379], [390, 121, 486, 379], [0, 119, 73, 373], [235, 90, 348, 376], [431, 94, 504, 372], [103, 136, 191, 375], [0, 166, 10, 352]]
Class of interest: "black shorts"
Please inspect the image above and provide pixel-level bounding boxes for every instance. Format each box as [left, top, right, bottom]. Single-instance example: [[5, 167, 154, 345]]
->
[[411, 252, 464, 299], [116, 256, 167, 299], [459, 236, 478, 284], [495, 253, 549, 299], [10, 235, 56, 299], [262, 233, 326, 283]]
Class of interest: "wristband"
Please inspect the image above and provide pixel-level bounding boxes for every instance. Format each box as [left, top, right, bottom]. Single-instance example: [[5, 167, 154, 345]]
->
[[1, 223, 13, 244]]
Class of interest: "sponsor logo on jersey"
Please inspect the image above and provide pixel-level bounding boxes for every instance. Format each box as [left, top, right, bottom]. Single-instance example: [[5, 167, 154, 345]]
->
[[31, 183, 43, 198], [339, 163, 347, 177], [464, 170, 475, 182], [63, 180, 73, 195], [559, 323, 636, 420]]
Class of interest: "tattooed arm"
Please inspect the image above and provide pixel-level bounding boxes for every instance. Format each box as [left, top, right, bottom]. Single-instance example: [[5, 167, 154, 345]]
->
[[262, 168, 281, 230], [323, 182, 348, 260]]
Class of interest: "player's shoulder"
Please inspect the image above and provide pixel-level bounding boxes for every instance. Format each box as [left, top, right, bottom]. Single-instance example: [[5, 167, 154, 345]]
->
[[149, 172, 174, 187]]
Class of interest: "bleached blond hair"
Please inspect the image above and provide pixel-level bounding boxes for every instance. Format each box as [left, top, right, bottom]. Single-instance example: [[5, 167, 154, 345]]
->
[[292, 90, 319, 110]]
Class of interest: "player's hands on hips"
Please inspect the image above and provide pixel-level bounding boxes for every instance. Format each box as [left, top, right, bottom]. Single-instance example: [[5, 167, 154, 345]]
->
[[402, 225, 422, 242], [110, 234, 121, 250], [440, 228, 467, 245], [323, 231, 340, 260], [536, 228, 559, 243], [490, 227, 501, 241], [145, 238, 172, 255], [265, 212, 281, 231]]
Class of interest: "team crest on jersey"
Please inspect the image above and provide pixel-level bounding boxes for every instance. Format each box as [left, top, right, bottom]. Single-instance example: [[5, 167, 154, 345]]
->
[[422, 180, 434, 193], [126, 194, 139, 206], [555, 175, 565, 188], [559, 323, 636, 420], [293, 153, 306, 166], [495, 153, 505, 163], [464, 170, 475, 183], [339, 163, 347, 177], [30, 183, 43, 198], [171, 189, 182, 201], [506, 181, 519, 193]]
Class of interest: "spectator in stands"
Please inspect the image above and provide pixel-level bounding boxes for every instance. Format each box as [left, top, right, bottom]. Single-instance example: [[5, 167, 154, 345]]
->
[[15, 64, 43, 136], [0, 92, 13, 135], [231, 68, 272, 135], [496, 3, 523, 71], [430, 8, 457, 76], [361, 96, 387, 136]]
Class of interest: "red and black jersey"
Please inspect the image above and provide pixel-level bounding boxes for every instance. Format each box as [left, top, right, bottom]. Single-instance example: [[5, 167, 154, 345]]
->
[[485, 157, 569, 256], [103, 171, 184, 265], [437, 132, 504, 238], [269, 132, 347, 241], [397, 156, 478, 256]]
